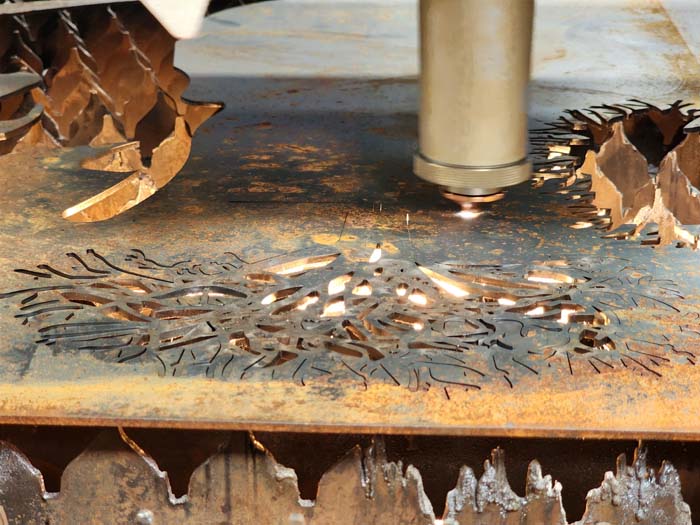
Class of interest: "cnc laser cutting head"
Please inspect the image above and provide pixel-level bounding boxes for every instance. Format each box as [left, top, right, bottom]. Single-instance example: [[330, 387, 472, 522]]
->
[[1, 0, 535, 220], [413, 0, 535, 203]]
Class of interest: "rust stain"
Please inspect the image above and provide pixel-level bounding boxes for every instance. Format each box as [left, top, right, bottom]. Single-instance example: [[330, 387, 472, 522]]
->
[[0, 365, 697, 439], [634, 1, 700, 98], [313, 233, 359, 245]]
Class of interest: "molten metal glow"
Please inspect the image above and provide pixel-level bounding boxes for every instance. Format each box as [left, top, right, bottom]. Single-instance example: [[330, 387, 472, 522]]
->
[[322, 298, 346, 317], [548, 145, 571, 155], [418, 266, 469, 298], [261, 292, 277, 305], [528, 276, 560, 284], [408, 290, 428, 306], [526, 306, 545, 316], [268, 254, 338, 276], [456, 209, 482, 220], [328, 274, 352, 295], [185, 291, 225, 298], [352, 281, 372, 296], [526, 272, 574, 284], [558, 308, 577, 324], [296, 295, 319, 311]]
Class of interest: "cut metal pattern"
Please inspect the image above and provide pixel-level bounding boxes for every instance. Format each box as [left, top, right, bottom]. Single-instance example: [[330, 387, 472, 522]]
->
[[533, 100, 700, 247], [0, 248, 690, 389], [0, 5, 222, 221]]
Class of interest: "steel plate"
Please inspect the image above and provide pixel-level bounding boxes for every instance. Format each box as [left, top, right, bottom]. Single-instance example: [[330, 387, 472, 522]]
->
[[1, 0, 700, 438]]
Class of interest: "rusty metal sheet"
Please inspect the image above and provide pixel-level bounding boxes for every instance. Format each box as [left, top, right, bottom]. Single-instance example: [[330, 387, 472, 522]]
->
[[1, 0, 700, 439]]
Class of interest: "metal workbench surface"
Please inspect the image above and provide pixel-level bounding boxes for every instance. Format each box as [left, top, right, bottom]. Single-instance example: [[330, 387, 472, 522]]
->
[[1, 0, 700, 439]]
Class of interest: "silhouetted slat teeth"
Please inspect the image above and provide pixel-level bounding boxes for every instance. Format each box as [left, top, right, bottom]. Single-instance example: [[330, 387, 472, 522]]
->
[[32, 47, 112, 143], [11, 14, 35, 42], [51, 12, 99, 73], [581, 449, 691, 525], [9, 29, 43, 74], [82, 11, 161, 140], [110, 7, 189, 114], [0, 433, 693, 524], [58, 10, 82, 35]]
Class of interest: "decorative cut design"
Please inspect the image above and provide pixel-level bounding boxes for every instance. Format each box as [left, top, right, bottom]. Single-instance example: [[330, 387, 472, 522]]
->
[[1, 248, 690, 389], [0, 431, 690, 525], [533, 100, 700, 247], [0, 5, 222, 221]]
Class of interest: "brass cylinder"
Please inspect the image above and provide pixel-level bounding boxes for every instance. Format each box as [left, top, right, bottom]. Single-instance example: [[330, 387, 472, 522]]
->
[[414, 0, 534, 196]]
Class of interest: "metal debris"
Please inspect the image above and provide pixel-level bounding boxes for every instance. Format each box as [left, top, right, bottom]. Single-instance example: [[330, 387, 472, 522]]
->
[[0, 5, 222, 221], [0, 431, 690, 525], [445, 450, 566, 524], [578, 449, 691, 525], [534, 100, 700, 247]]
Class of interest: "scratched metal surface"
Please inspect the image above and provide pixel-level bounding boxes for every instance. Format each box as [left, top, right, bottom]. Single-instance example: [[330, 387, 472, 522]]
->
[[1, 0, 700, 437]]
